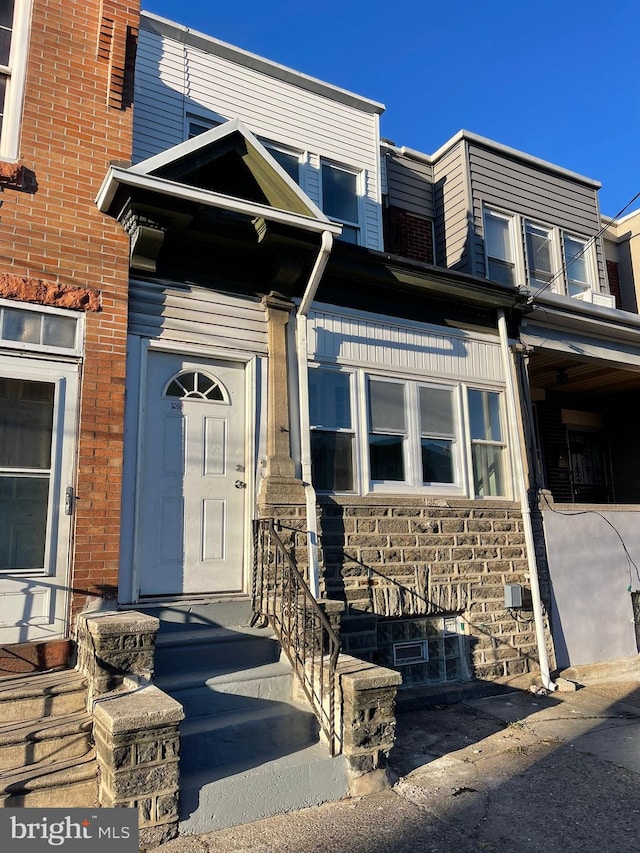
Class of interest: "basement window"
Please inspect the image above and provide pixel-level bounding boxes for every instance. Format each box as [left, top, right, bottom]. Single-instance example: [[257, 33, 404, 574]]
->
[[378, 616, 468, 688]]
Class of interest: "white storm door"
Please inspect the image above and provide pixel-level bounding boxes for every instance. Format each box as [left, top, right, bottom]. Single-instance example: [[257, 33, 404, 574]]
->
[[0, 357, 78, 643], [137, 351, 247, 597]]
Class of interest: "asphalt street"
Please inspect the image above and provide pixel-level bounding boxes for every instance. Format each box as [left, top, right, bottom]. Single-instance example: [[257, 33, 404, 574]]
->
[[155, 671, 640, 853]]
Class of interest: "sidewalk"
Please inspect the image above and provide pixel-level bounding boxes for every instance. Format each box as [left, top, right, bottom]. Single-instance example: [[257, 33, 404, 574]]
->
[[155, 668, 640, 853]]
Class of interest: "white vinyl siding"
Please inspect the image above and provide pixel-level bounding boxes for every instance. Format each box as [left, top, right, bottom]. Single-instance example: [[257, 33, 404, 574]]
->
[[128, 279, 268, 354], [133, 21, 383, 250]]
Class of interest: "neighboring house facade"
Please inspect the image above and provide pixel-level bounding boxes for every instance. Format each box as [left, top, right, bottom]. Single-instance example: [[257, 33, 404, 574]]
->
[[0, 0, 138, 663]]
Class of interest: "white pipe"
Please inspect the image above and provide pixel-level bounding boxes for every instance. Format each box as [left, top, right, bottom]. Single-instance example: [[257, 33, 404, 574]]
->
[[296, 231, 334, 597], [497, 310, 556, 692]]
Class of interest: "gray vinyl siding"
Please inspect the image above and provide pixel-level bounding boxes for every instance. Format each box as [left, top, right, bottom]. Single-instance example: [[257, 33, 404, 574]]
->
[[468, 143, 606, 287], [433, 141, 470, 272], [128, 279, 268, 354], [133, 24, 383, 251], [385, 152, 434, 219]]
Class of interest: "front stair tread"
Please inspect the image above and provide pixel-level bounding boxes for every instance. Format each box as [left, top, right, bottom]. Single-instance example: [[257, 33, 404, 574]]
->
[[155, 625, 275, 647], [0, 750, 97, 794], [155, 659, 292, 692], [180, 699, 316, 734], [0, 710, 92, 745], [179, 744, 349, 834], [0, 669, 86, 699]]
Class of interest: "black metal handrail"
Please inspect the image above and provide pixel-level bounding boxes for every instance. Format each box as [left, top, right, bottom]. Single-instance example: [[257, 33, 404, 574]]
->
[[252, 518, 340, 756]]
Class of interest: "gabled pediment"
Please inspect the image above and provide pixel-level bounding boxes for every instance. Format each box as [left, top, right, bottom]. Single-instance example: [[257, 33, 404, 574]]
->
[[128, 119, 327, 221]]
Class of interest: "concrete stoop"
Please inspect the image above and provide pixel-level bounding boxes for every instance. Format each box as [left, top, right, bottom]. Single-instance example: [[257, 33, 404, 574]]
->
[[557, 654, 640, 684], [0, 669, 98, 808], [149, 600, 349, 834]]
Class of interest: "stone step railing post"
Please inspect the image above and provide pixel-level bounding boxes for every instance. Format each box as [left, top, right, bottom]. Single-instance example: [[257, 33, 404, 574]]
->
[[93, 685, 184, 850], [336, 656, 402, 795]]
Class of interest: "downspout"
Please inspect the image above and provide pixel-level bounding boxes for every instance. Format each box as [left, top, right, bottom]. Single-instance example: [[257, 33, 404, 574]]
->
[[497, 309, 557, 692], [296, 230, 334, 597]]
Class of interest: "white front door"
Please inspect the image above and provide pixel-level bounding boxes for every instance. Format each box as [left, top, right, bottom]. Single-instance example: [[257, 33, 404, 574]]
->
[[137, 351, 247, 597], [0, 356, 78, 643]]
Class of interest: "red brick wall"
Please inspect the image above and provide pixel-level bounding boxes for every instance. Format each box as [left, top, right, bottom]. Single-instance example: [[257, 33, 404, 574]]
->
[[0, 0, 139, 620], [383, 205, 435, 265]]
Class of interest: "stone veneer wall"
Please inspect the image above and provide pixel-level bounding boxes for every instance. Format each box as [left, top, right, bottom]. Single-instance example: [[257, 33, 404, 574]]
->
[[316, 496, 555, 681]]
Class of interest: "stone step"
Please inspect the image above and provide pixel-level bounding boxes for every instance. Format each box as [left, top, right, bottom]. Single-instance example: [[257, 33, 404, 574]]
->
[[155, 660, 294, 711], [0, 710, 93, 772], [179, 744, 349, 834], [154, 627, 280, 678], [0, 751, 98, 808], [0, 670, 87, 723], [180, 701, 319, 773]]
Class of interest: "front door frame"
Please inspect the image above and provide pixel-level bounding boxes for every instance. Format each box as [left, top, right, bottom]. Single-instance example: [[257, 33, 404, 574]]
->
[[124, 337, 257, 604], [0, 353, 79, 643]]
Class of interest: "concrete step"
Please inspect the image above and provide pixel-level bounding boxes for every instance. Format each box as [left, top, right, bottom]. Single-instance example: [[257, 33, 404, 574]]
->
[[154, 627, 280, 678], [179, 744, 349, 834], [140, 598, 254, 631], [0, 710, 93, 771], [0, 751, 98, 808], [156, 660, 294, 711], [180, 701, 319, 773], [0, 670, 87, 723]]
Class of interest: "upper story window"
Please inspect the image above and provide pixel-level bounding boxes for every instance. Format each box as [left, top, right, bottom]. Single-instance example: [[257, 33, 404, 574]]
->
[[0, 0, 32, 160], [321, 161, 360, 244], [524, 221, 554, 290], [267, 145, 300, 184], [563, 234, 592, 297], [484, 210, 517, 286], [484, 207, 605, 304], [309, 365, 508, 498]]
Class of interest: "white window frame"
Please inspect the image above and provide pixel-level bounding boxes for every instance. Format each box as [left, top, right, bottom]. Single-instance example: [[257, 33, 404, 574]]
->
[[562, 231, 597, 299], [463, 386, 508, 499], [308, 364, 359, 494], [0, 298, 84, 357], [483, 206, 604, 302], [0, 0, 33, 160], [309, 363, 509, 499], [265, 142, 304, 187], [483, 208, 522, 287], [184, 112, 225, 139], [319, 159, 362, 245]]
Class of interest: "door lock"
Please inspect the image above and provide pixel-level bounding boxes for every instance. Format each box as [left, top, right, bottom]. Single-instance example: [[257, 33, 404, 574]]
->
[[64, 486, 75, 516], [235, 480, 247, 489]]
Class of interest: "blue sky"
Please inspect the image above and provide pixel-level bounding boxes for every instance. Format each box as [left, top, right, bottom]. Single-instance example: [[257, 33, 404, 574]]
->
[[143, 1, 639, 218]]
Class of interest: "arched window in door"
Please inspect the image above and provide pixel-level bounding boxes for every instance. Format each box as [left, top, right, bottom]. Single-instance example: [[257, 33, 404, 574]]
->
[[163, 370, 228, 402]]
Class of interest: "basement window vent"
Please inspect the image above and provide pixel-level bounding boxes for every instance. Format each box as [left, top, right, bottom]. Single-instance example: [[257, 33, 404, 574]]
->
[[378, 615, 468, 688]]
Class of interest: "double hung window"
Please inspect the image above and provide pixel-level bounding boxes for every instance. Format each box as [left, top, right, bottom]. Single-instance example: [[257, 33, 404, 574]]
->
[[484, 209, 516, 286], [563, 234, 592, 297], [484, 207, 600, 301], [467, 389, 505, 497], [321, 161, 360, 244], [524, 221, 554, 290], [309, 367, 508, 498], [308, 369, 354, 492]]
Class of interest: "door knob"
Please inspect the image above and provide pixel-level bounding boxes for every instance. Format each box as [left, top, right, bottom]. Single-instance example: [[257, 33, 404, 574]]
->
[[235, 480, 246, 489]]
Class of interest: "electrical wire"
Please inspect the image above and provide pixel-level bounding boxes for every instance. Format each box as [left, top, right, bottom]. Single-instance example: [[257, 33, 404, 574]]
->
[[541, 491, 640, 589]]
